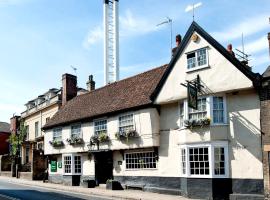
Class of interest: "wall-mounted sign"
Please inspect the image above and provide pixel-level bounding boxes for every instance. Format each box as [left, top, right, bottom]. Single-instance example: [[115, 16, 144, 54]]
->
[[51, 161, 57, 172], [188, 83, 198, 110], [58, 162, 62, 168], [191, 33, 199, 42]]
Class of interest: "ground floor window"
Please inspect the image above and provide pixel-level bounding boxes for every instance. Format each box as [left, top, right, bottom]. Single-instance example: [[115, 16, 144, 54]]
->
[[180, 141, 228, 178], [125, 151, 157, 169], [63, 154, 81, 175]]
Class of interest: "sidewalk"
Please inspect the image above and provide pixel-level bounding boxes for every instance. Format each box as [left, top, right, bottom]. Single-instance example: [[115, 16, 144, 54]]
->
[[0, 176, 193, 200]]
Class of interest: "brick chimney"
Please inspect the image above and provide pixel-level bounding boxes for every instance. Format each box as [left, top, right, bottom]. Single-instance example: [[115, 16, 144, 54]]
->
[[62, 73, 77, 106], [267, 32, 270, 56], [86, 75, 95, 92], [10, 116, 20, 133], [172, 34, 182, 56], [227, 44, 235, 57]]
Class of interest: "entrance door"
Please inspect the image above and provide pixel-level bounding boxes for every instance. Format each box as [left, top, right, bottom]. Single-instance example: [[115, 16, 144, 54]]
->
[[95, 151, 113, 184]]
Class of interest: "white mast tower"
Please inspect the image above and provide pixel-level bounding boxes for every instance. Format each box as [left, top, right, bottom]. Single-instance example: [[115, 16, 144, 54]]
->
[[104, 0, 119, 85]]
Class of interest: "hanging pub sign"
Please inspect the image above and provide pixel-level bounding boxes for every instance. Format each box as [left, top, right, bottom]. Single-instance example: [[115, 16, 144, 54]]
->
[[187, 83, 198, 110]]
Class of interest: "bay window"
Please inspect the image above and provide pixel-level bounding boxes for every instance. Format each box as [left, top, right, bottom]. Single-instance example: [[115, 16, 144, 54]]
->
[[180, 142, 228, 178], [188, 97, 207, 120], [213, 97, 224, 124], [63, 154, 81, 175]]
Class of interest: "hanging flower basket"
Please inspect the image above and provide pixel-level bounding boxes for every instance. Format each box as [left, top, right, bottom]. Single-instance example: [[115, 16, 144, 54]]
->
[[49, 140, 64, 147], [184, 118, 211, 129], [66, 136, 84, 145]]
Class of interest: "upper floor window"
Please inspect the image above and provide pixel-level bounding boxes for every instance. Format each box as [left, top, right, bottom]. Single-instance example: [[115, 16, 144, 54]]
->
[[53, 128, 62, 142], [94, 119, 107, 135], [119, 114, 134, 133], [35, 122, 39, 137], [213, 97, 224, 124], [71, 124, 81, 138], [46, 117, 50, 123], [187, 48, 208, 70], [25, 125, 29, 140], [189, 97, 207, 120], [179, 102, 185, 127]]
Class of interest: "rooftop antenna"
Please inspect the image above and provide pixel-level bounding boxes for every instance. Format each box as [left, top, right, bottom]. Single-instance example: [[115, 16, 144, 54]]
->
[[185, 2, 202, 21], [70, 65, 77, 75], [157, 17, 173, 57], [235, 33, 251, 65]]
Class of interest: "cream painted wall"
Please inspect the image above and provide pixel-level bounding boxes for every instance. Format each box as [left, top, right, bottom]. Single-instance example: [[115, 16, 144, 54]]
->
[[44, 108, 160, 155], [155, 90, 262, 179], [155, 31, 253, 104]]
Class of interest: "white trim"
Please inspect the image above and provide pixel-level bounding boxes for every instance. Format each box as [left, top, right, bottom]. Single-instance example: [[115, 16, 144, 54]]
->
[[186, 47, 209, 72], [62, 153, 82, 175], [180, 141, 229, 178], [118, 112, 135, 132]]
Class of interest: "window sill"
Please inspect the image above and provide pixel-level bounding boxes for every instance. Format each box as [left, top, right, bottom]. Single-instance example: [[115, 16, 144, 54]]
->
[[186, 65, 210, 73], [180, 174, 228, 179], [125, 168, 158, 171]]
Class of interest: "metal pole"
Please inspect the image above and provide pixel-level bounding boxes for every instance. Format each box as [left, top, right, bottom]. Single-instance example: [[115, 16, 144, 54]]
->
[[113, 0, 119, 82], [104, 0, 109, 85]]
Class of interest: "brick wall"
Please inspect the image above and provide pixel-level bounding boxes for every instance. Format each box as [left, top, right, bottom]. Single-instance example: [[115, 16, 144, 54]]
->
[[260, 79, 270, 197]]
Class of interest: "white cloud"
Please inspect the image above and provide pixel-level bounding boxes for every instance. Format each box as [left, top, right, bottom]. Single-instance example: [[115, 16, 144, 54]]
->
[[119, 9, 159, 37], [212, 14, 269, 42], [83, 26, 103, 49], [185, 2, 202, 12], [236, 36, 268, 55]]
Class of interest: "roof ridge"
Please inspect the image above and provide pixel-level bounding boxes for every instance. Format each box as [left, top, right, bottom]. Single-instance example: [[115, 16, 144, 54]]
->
[[76, 64, 168, 97]]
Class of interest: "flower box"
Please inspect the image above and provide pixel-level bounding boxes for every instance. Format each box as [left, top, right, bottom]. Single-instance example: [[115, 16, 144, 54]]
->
[[115, 129, 138, 141], [184, 118, 211, 129], [90, 132, 110, 145], [49, 140, 64, 147], [66, 136, 84, 145]]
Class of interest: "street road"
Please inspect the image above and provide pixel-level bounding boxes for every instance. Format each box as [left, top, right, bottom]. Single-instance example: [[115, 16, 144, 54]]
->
[[0, 179, 114, 200]]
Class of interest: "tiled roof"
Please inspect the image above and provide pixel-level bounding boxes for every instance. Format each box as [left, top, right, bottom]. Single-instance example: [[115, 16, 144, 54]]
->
[[43, 64, 168, 130], [0, 122, 10, 133]]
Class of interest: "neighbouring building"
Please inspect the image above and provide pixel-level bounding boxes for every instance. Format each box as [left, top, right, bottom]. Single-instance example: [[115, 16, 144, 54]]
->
[[261, 32, 270, 198], [20, 88, 62, 179], [0, 122, 11, 155], [43, 22, 263, 199]]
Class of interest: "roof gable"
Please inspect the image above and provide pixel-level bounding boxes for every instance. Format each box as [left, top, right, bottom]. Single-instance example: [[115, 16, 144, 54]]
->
[[151, 22, 261, 101]]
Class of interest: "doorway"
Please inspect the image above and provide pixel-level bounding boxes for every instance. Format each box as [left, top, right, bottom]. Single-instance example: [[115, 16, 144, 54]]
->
[[95, 151, 113, 184]]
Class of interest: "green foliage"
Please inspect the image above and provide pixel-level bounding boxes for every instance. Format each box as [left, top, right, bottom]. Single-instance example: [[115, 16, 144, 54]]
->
[[8, 120, 27, 156]]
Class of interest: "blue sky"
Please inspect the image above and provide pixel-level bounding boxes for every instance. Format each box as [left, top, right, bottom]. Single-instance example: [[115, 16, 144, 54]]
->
[[0, 0, 269, 123]]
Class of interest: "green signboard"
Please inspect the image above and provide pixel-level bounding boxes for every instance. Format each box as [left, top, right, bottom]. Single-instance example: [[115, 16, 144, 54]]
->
[[51, 161, 57, 172], [58, 162, 62, 169]]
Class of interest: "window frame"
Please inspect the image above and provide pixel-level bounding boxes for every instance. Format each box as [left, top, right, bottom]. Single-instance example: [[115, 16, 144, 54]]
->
[[186, 47, 209, 72], [35, 121, 39, 138], [53, 127, 62, 142], [70, 123, 82, 138], [179, 95, 227, 128], [180, 141, 229, 178], [62, 154, 82, 175], [118, 113, 135, 133], [94, 119, 107, 135], [125, 151, 158, 170]]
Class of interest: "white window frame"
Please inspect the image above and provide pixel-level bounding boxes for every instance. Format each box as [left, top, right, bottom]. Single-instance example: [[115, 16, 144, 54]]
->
[[179, 95, 227, 128], [188, 97, 209, 120], [180, 141, 229, 178], [118, 113, 135, 133], [53, 127, 62, 142], [210, 95, 227, 125], [186, 47, 209, 72], [125, 151, 158, 170], [70, 123, 82, 138], [35, 121, 39, 138], [94, 119, 107, 135], [62, 154, 82, 175]]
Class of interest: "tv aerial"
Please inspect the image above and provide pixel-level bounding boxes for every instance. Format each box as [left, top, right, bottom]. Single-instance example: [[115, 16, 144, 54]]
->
[[185, 2, 202, 21], [70, 65, 77, 75], [157, 17, 173, 57]]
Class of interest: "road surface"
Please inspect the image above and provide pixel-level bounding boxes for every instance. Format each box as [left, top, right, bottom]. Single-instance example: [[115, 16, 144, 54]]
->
[[0, 179, 114, 200]]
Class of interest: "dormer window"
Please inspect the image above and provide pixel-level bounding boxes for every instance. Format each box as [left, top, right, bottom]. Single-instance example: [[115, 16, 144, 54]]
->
[[187, 48, 208, 70]]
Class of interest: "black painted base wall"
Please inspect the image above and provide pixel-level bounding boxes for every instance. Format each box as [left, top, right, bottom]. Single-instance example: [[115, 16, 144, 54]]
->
[[114, 176, 263, 199], [49, 175, 95, 186]]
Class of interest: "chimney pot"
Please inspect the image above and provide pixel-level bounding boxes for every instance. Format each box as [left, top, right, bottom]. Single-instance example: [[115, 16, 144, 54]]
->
[[176, 34, 182, 47], [87, 75, 95, 92], [227, 44, 235, 57], [62, 73, 77, 106]]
